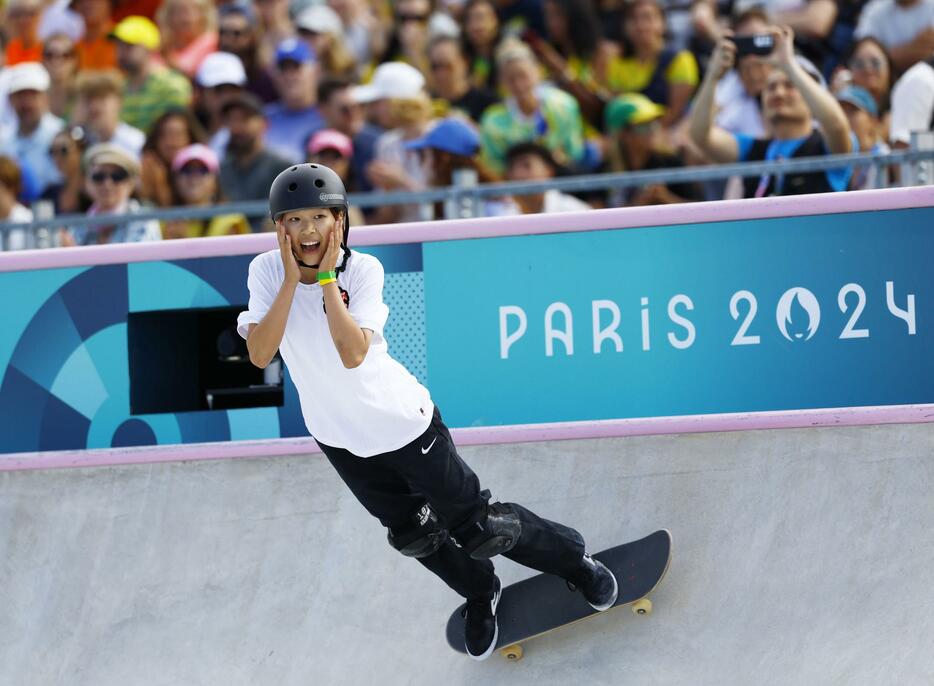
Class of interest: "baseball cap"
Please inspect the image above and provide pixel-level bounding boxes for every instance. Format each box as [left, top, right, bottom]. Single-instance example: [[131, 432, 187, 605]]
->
[[196, 52, 247, 88], [295, 5, 343, 35], [404, 118, 480, 157], [604, 94, 666, 132], [109, 16, 161, 51], [6, 62, 51, 94], [352, 62, 425, 103], [83, 143, 141, 176], [836, 84, 878, 118], [307, 129, 354, 158], [221, 92, 266, 118], [275, 38, 315, 66], [171, 144, 220, 173]]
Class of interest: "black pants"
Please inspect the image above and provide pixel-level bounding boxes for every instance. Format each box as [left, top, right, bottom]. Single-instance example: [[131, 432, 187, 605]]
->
[[316, 407, 586, 599]]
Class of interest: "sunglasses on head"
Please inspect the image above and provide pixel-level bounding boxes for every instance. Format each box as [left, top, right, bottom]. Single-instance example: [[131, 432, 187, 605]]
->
[[90, 168, 130, 184]]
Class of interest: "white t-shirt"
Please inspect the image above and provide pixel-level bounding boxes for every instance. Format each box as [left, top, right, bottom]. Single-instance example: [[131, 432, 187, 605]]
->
[[889, 60, 934, 145], [715, 70, 766, 139], [855, 0, 934, 50], [237, 249, 433, 457]]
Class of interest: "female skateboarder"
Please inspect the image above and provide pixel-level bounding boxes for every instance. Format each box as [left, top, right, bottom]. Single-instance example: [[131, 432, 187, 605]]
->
[[238, 163, 617, 660]]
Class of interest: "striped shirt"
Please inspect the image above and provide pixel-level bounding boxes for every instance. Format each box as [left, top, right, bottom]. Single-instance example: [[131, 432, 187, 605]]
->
[[121, 68, 192, 135]]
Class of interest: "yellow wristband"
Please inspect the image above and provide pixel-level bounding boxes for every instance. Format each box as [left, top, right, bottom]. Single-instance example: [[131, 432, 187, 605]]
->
[[319, 277, 337, 286]]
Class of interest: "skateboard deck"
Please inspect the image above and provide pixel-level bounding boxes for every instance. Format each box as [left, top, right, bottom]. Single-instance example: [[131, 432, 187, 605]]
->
[[445, 529, 672, 661]]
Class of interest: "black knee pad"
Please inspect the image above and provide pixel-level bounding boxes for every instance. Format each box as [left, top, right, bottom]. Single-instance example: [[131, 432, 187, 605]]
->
[[387, 503, 448, 558], [453, 501, 522, 560]]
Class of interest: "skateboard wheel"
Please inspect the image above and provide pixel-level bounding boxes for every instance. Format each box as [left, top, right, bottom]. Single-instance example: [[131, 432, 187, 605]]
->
[[632, 599, 653, 616], [501, 644, 523, 662]]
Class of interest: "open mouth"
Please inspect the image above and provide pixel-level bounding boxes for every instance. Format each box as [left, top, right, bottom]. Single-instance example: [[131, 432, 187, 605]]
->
[[299, 240, 321, 255]]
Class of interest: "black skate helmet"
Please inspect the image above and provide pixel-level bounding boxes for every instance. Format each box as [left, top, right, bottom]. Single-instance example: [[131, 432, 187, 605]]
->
[[269, 163, 351, 272]]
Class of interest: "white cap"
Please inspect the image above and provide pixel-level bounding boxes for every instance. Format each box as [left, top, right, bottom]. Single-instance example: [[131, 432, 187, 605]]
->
[[352, 62, 425, 103], [295, 5, 343, 36], [196, 51, 247, 88], [6, 62, 51, 94]]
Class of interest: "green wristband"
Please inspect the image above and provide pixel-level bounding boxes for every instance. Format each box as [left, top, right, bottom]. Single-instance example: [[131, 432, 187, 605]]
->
[[317, 271, 336, 281]]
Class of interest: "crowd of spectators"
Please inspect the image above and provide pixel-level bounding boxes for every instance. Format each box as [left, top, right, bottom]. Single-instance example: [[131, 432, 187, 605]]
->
[[0, 0, 933, 248]]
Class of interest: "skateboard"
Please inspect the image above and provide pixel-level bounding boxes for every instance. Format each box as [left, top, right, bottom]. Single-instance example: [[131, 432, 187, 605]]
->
[[445, 529, 672, 661]]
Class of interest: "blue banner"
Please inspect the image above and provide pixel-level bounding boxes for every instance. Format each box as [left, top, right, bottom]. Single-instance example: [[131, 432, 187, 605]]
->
[[423, 208, 932, 426]]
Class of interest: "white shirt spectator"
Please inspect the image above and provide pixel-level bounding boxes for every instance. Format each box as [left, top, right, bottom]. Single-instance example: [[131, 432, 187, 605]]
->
[[715, 70, 767, 138], [374, 127, 434, 223], [889, 60, 934, 145], [1, 203, 34, 251], [855, 0, 934, 51], [0, 111, 64, 193]]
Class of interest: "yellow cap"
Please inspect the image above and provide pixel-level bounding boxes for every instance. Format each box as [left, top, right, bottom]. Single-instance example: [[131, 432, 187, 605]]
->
[[109, 16, 161, 51]]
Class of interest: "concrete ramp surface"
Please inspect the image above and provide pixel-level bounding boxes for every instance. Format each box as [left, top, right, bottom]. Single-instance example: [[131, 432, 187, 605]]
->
[[2, 423, 933, 685]]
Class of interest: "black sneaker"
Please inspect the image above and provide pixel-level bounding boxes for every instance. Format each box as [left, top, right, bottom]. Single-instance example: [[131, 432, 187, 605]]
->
[[568, 553, 618, 611], [463, 576, 501, 660]]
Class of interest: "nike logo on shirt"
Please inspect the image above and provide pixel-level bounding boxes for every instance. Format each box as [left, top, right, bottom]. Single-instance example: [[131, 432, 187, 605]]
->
[[421, 437, 437, 454]]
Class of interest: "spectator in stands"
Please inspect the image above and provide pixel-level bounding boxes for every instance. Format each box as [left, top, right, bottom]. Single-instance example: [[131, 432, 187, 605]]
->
[[265, 39, 325, 163], [462, 0, 503, 92], [253, 0, 294, 70], [363, 63, 437, 223], [74, 70, 145, 156], [217, 4, 277, 103], [61, 143, 162, 245], [0, 155, 34, 251], [40, 126, 92, 214], [327, 0, 388, 70], [194, 51, 247, 156], [162, 144, 250, 238], [854, 0, 934, 73], [140, 108, 206, 207], [689, 28, 856, 197], [218, 93, 292, 230], [889, 54, 934, 149], [607, 0, 699, 127], [111, 16, 192, 135], [605, 93, 703, 205], [318, 77, 381, 192], [835, 37, 893, 120], [427, 36, 499, 123], [296, 5, 358, 80], [71, 0, 117, 70], [529, 0, 611, 129], [378, 0, 434, 76], [836, 85, 889, 188], [5, 0, 43, 65], [0, 62, 63, 195], [306, 128, 366, 225], [404, 116, 508, 217], [42, 33, 79, 119], [157, 0, 218, 78], [714, 9, 770, 139], [479, 39, 585, 175], [504, 142, 591, 214]]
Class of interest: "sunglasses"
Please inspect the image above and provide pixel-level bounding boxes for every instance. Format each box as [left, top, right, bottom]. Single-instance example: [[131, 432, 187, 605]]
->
[[396, 12, 429, 23], [179, 164, 211, 176], [219, 27, 247, 38], [43, 49, 75, 60], [90, 168, 130, 184], [850, 56, 884, 71]]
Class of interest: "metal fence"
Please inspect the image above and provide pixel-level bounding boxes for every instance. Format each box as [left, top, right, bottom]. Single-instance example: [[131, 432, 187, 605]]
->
[[2, 138, 933, 250]]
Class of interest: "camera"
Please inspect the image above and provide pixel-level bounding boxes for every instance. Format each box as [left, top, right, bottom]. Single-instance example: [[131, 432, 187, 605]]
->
[[730, 34, 775, 57]]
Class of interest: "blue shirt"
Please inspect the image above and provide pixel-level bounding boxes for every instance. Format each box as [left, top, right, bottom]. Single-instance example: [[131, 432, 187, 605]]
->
[[734, 131, 859, 193], [0, 112, 63, 198], [263, 103, 324, 164]]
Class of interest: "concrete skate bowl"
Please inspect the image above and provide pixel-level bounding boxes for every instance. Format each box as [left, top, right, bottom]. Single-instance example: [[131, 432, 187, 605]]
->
[[2, 421, 933, 686]]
